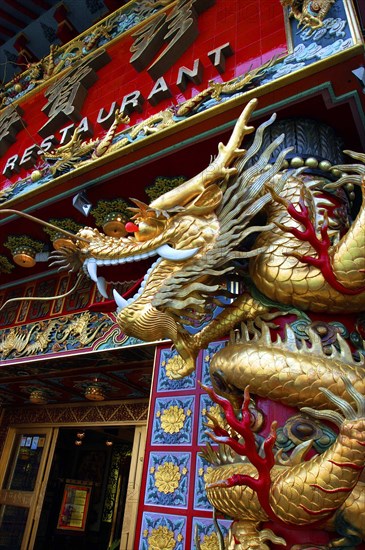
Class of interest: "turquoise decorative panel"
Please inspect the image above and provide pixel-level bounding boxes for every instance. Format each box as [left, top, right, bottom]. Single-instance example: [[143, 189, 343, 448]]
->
[[198, 393, 224, 445], [194, 455, 212, 511], [192, 517, 231, 549], [151, 396, 194, 446], [201, 341, 226, 385], [156, 348, 196, 392], [140, 512, 187, 550], [144, 452, 191, 508]]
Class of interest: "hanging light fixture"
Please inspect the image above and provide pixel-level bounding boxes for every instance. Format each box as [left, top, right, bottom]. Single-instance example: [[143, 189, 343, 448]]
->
[[84, 379, 106, 401], [29, 389, 48, 405], [43, 218, 82, 250], [4, 236, 45, 268], [91, 199, 130, 237], [102, 212, 126, 237]]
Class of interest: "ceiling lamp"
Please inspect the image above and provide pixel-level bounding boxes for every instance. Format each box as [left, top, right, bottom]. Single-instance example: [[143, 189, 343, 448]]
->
[[14, 247, 37, 268], [4, 235, 45, 268], [43, 218, 82, 250], [84, 379, 106, 401], [29, 389, 49, 405], [91, 199, 130, 237], [102, 212, 126, 237]]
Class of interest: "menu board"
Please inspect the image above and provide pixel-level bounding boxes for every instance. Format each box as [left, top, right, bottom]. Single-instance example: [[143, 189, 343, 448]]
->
[[57, 483, 92, 531]]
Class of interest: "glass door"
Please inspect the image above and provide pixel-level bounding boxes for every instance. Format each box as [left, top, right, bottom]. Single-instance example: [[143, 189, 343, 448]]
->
[[0, 427, 58, 550]]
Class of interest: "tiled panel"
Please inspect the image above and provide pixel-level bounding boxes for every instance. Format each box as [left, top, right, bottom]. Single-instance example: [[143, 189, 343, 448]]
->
[[136, 341, 227, 548], [139, 512, 187, 550], [156, 348, 196, 392], [192, 517, 231, 549], [194, 455, 213, 512], [144, 452, 191, 508], [151, 396, 195, 446], [201, 340, 227, 385]]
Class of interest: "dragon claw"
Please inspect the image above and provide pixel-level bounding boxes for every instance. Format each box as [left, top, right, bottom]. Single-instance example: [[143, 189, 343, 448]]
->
[[302, 376, 365, 427]]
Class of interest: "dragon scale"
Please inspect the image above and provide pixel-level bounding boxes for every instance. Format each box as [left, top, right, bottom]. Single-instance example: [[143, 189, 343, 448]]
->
[[209, 324, 365, 411], [250, 175, 365, 312], [204, 324, 365, 544]]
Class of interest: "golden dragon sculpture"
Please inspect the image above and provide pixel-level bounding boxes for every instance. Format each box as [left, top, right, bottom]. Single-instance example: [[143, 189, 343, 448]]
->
[[46, 99, 298, 372], [280, 0, 336, 30], [38, 98, 365, 377], [42, 109, 129, 175], [1, 98, 364, 546], [202, 323, 365, 548]]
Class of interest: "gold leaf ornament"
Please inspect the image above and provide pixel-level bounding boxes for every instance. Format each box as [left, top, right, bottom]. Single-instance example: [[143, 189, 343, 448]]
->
[[165, 355, 188, 379], [160, 405, 186, 434], [200, 533, 223, 550], [154, 462, 181, 494], [147, 525, 176, 550]]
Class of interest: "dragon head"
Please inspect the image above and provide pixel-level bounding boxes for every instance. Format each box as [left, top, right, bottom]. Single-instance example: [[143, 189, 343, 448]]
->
[[281, 0, 335, 30], [2, 99, 291, 376]]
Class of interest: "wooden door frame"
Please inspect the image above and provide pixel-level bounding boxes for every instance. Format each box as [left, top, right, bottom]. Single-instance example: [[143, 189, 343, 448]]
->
[[0, 399, 149, 550]]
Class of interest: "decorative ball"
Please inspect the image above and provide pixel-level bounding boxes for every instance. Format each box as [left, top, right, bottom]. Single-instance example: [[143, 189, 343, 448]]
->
[[331, 168, 341, 178], [290, 157, 304, 168], [305, 157, 318, 168], [319, 160, 332, 171], [30, 170, 43, 182]]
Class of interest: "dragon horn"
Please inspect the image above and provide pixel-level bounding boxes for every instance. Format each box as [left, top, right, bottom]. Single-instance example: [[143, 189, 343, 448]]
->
[[0, 209, 90, 244], [128, 198, 149, 212], [149, 98, 258, 212]]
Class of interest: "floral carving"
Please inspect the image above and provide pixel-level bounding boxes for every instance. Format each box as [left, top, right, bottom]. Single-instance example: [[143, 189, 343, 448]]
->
[[159, 405, 186, 434], [200, 533, 222, 550], [147, 525, 176, 550], [154, 462, 181, 494], [164, 355, 187, 380]]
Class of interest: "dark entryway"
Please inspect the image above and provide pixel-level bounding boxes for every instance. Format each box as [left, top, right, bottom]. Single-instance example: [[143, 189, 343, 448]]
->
[[34, 426, 134, 550]]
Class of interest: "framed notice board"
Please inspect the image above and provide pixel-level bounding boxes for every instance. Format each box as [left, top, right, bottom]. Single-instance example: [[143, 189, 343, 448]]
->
[[57, 482, 92, 532]]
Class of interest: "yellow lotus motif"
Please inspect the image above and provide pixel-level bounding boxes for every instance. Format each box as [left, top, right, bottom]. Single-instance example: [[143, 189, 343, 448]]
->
[[160, 405, 186, 434], [164, 355, 187, 380], [200, 533, 221, 550], [147, 525, 176, 550], [154, 462, 181, 494]]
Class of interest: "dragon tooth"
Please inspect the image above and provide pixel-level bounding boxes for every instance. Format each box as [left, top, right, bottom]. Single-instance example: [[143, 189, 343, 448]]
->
[[156, 244, 199, 261], [97, 276, 108, 298], [113, 289, 128, 309], [87, 259, 98, 282]]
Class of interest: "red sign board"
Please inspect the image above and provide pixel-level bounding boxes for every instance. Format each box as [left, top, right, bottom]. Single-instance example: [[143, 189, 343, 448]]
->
[[0, 0, 287, 188]]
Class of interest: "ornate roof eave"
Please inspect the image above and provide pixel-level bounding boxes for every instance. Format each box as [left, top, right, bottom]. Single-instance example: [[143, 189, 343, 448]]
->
[[0, 0, 177, 113], [0, 42, 363, 218]]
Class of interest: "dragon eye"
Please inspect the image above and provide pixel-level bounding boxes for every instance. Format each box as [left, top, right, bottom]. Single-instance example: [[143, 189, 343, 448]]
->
[[309, 2, 321, 12]]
